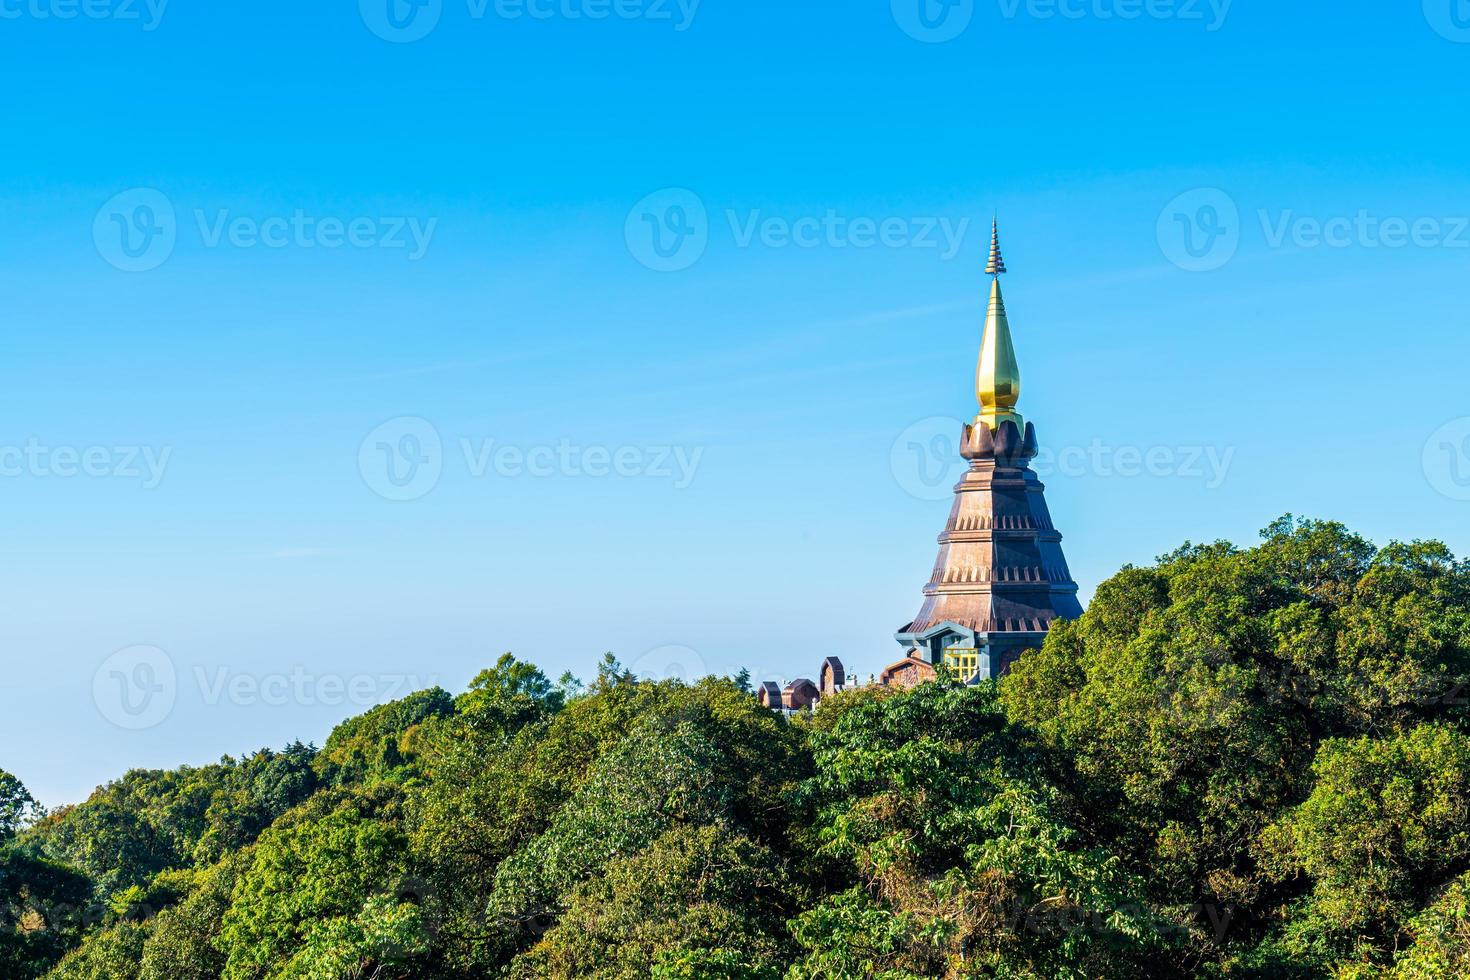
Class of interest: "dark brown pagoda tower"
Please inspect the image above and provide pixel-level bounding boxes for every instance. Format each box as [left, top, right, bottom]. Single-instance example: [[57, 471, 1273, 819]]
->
[[894, 222, 1083, 681]]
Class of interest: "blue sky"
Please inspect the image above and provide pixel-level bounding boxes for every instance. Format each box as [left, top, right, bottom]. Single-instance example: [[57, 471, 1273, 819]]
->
[[3, 0, 1469, 806]]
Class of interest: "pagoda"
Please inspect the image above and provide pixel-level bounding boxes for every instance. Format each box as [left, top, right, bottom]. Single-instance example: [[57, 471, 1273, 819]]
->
[[891, 222, 1083, 683]]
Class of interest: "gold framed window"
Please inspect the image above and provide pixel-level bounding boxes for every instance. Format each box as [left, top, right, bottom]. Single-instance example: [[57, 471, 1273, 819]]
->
[[943, 647, 980, 683]]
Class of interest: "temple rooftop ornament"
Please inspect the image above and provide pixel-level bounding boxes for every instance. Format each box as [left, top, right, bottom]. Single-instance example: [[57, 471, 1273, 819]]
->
[[894, 220, 1084, 682], [976, 219, 1022, 432], [985, 217, 1007, 275]]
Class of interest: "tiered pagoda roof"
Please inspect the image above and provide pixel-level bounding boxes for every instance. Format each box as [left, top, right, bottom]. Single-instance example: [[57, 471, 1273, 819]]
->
[[896, 222, 1082, 673]]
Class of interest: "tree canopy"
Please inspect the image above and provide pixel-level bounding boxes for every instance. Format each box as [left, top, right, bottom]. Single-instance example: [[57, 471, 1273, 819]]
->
[[7, 517, 1470, 979]]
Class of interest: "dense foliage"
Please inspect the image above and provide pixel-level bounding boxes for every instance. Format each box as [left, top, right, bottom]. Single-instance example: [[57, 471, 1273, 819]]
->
[[4, 519, 1469, 978]]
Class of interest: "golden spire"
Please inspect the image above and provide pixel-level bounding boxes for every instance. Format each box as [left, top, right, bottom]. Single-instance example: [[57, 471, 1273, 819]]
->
[[975, 219, 1023, 431], [985, 216, 1007, 275]]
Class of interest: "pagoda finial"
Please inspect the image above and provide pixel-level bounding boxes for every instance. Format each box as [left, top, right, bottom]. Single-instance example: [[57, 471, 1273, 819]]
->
[[985, 216, 1007, 276], [975, 218, 1021, 431]]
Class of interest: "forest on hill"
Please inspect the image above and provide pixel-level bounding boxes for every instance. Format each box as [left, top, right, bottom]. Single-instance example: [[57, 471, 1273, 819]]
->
[[4, 516, 1470, 979]]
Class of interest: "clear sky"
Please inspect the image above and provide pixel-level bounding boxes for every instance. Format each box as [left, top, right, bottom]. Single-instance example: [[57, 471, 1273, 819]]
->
[[2, 1, 1468, 807]]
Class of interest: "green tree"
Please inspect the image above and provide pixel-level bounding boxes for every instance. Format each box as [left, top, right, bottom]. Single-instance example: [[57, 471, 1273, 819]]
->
[[486, 722, 737, 938], [790, 681, 1170, 979], [27, 746, 318, 901], [38, 921, 147, 980], [1005, 523, 1469, 880], [1264, 724, 1470, 939], [218, 786, 426, 980], [510, 824, 792, 979], [455, 656, 565, 739], [137, 858, 241, 980], [19, 519, 1468, 980], [1, 845, 93, 979], [1, 770, 40, 842], [316, 689, 453, 787], [1389, 871, 1470, 978]]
